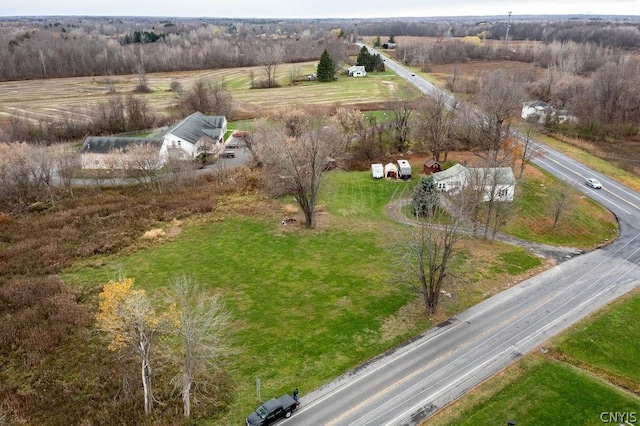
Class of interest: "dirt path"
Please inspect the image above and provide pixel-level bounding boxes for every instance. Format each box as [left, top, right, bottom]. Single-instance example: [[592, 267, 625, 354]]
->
[[385, 198, 583, 264]]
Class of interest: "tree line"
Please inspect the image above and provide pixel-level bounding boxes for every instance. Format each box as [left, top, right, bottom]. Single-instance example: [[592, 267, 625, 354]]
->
[[397, 38, 640, 140], [356, 18, 640, 49], [0, 20, 345, 81]]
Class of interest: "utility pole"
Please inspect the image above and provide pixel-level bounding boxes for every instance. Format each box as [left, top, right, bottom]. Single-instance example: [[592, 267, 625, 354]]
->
[[505, 11, 512, 50]]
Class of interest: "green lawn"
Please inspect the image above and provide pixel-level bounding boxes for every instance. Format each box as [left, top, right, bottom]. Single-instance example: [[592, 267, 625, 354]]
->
[[502, 169, 618, 248], [61, 170, 617, 423], [428, 291, 640, 426], [61, 172, 423, 423], [554, 290, 640, 393], [437, 358, 640, 426]]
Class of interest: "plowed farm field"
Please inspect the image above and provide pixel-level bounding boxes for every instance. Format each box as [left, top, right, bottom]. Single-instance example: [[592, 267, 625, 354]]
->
[[0, 61, 402, 124]]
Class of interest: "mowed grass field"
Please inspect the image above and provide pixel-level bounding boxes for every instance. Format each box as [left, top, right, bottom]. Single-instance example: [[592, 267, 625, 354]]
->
[[428, 289, 640, 426], [62, 169, 568, 424], [0, 61, 401, 124]]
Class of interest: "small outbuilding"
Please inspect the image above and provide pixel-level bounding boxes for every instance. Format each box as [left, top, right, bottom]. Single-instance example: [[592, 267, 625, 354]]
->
[[384, 163, 398, 179], [371, 163, 384, 179], [397, 159, 412, 180], [423, 159, 442, 175]]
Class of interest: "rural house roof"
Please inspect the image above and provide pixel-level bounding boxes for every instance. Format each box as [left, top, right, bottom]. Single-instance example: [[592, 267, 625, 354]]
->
[[80, 137, 164, 154], [475, 167, 516, 186], [431, 163, 466, 182], [523, 100, 550, 109], [160, 112, 226, 144], [423, 159, 441, 167], [432, 164, 516, 185]]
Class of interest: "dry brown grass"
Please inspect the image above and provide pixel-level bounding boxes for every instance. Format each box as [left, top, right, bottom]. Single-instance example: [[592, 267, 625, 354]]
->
[[0, 170, 275, 425], [0, 63, 398, 126]]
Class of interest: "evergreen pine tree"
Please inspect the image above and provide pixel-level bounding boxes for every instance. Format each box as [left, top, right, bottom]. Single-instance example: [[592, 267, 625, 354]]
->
[[316, 49, 334, 82], [373, 54, 385, 72], [356, 46, 370, 68], [412, 175, 439, 218], [356, 46, 374, 72]]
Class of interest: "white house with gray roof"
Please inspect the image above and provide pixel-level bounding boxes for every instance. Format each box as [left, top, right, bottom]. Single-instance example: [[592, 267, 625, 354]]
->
[[80, 112, 228, 169], [159, 112, 227, 161], [431, 164, 516, 202]]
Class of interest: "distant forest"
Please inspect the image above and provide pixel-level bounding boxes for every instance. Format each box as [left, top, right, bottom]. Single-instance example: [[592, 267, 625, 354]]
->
[[0, 16, 639, 81]]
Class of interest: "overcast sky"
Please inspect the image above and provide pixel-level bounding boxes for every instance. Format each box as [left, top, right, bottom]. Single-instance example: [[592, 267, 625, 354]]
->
[[1, 0, 639, 19]]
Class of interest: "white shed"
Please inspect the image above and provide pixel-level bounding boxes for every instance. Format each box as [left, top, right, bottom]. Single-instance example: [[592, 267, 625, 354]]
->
[[384, 163, 398, 179], [371, 163, 384, 179]]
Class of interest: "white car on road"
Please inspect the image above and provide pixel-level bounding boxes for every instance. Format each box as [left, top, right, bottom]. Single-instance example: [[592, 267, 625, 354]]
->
[[586, 178, 602, 189]]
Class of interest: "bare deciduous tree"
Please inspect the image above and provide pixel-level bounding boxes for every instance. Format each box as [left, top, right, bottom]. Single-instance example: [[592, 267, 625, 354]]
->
[[257, 44, 284, 88], [332, 107, 367, 150], [0, 142, 38, 209], [166, 275, 233, 418], [548, 181, 574, 230], [387, 94, 414, 153], [51, 143, 80, 196], [118, 143, 165, 193], [27, 144, 56, 206], [458, 167, 486, 234], [96, 278, 176, 417], [413, 93, 457, 161], [178, 79, 234, 117], [400, 190, 466, 315], [288, 66, 302, 85], [253, 108, 343, 228], [517, 126, 542, 179], [470, 70, 522, 166], [126, 95, 155, 131]]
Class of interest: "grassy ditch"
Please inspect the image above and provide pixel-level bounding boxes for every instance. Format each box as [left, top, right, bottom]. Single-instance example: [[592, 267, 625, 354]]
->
[[502, 166, 618, 248], [428, 289, 640, 426]]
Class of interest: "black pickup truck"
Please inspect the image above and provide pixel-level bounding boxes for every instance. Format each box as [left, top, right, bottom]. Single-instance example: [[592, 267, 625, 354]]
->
[[246, 394, 300, 426]]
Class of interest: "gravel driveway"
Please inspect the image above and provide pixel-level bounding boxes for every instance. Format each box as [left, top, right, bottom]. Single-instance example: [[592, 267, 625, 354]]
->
[[385, 198, 583, 263]]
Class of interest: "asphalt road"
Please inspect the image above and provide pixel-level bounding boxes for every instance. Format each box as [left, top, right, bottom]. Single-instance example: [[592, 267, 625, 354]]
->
[[281, 47, 640, 426]]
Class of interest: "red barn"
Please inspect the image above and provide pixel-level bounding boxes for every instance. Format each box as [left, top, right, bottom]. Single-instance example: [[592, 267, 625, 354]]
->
[[423, 159, 442, 175]]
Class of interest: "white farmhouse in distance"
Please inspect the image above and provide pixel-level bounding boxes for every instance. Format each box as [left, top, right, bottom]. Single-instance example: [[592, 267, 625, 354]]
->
[[347, 65, 367, 77], [522, 100, 577, 124], [521, 100, 551, 121]]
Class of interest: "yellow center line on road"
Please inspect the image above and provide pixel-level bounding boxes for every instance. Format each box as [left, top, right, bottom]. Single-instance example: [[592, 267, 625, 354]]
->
[[323, 283, 564, 426]]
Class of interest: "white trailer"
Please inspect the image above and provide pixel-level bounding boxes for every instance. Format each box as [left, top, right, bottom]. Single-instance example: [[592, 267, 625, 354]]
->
[[371, 163, 384, 179], [397, 159, 412, 179]]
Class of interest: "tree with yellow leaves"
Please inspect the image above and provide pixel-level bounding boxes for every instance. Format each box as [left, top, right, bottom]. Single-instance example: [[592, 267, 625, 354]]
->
[[96, 278, 178, 417]]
